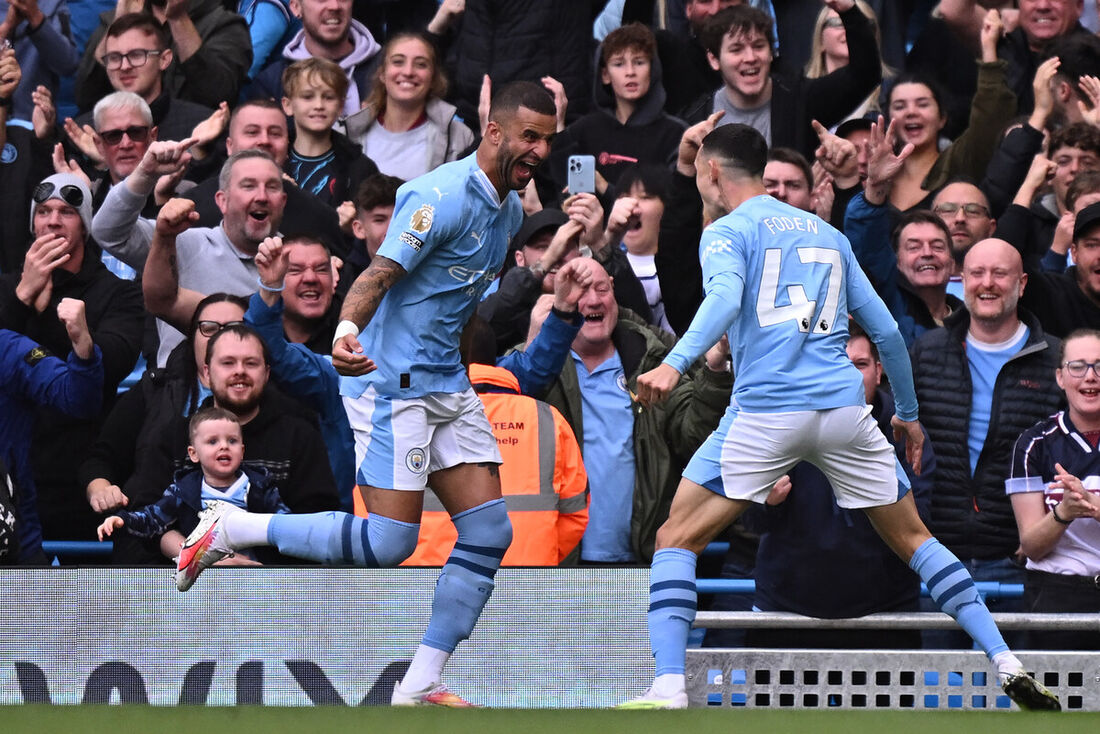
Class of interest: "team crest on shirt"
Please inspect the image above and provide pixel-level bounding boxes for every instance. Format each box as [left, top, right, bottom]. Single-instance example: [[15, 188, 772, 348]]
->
[[406, 447, 427, 474], [410, 204, 434, 234], [617, 374, 629, 393]]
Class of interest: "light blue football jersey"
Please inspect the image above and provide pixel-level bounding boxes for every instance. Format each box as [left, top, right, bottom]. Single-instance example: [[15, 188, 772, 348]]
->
[[666, 195, 883, 413], [341, 154, 523, 399]]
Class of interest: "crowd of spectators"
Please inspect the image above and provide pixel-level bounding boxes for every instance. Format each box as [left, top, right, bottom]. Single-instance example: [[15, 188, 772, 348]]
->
[[0, 0, 1098, 650]]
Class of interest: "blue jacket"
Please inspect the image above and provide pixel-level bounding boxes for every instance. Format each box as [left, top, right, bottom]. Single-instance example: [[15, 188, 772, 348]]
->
[[118, 464, 288, 539], [0, 331, 102, 559], [844, 192, 963, 347], [246, 293, 355, 510]]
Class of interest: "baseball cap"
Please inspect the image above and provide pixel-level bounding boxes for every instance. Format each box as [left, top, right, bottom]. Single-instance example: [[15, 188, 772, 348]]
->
[[1074, 201, 1100, 241], [510, 208, 569, 251]]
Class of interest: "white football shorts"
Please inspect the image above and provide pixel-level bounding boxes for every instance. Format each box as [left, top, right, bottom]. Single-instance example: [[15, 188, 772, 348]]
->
[[344, 386, 502, 490]]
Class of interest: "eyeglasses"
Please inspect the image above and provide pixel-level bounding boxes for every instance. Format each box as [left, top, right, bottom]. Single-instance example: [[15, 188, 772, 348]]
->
[[99, 125, 151, 146], [1062, 360, 1100, 378], [196, 320, 245, 338], [932, 202, 990, 219], [33, 181, 84, 207], [100, 49, 162, 70], [823, 17, 844, 29]]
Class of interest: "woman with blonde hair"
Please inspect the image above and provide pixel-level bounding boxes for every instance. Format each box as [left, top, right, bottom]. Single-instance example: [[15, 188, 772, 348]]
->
[[341, 31, 474, 180], [804, 0, 894, 125]]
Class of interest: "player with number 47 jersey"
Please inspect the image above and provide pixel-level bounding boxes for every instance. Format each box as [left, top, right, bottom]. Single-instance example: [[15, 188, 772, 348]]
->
[[622, 122, 1060, 712]]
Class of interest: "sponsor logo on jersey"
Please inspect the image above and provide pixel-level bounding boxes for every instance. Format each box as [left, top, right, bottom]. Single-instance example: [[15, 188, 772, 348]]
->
[[409, 204, 434, 234], [399, 231, 423, 251]]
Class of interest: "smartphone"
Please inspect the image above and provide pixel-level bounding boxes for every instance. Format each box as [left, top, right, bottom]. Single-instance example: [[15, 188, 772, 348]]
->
[[567, 154, 596, 195]]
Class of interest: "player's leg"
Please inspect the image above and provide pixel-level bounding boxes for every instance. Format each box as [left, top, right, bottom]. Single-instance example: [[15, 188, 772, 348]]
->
[[625, 410, 805, 708], [816, 406, 1058, 711], [392, 390, 508, 707], [230, 392, 427, 567], [863, 497, 1059, 710], [620, 479, 752, 709]]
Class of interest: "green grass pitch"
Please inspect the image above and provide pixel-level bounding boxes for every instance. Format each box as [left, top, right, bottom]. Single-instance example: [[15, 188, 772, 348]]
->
[[5, 706, 1100, 734]]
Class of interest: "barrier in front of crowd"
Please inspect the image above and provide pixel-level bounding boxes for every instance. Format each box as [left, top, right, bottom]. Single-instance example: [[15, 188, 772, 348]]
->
[[689, 612, 1100, 711]]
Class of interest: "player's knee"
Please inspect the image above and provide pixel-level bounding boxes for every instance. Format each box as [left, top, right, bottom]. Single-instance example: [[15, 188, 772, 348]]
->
[[456, 498, 512, 551], [655, 519, 705, 555], [367, 514, 420, 567]]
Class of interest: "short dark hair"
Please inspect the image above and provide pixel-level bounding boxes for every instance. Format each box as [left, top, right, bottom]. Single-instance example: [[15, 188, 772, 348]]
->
[[847, 321, 879, 362], [1047, 33, 1100, 108], [700, 5, 775, 58], [281, 233, 332, 258], [699, 123, 768, 179], [892, 209, 953, 254], [766, 147, 813, 189], [616, 164, 671, 204], [601, 22, 656, 66], [488, 80, 555, 123], [354, 173, 404, 212], [105, 12, 170, 50], [188, 405, 241, 444], [205, 323, 271, 366], [1068, 170, 1100, 211], [231, 97, 286, 128], [1049, 121, 1100, 158]]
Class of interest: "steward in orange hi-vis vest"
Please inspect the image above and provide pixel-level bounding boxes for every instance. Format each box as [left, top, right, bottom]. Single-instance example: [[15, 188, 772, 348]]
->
[[354, 363, 589, 565]]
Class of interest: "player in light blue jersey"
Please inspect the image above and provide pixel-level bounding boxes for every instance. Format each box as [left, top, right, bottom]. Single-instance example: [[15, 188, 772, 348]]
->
[[622, 122, 1059, 711], [172, 82, 566, 707]]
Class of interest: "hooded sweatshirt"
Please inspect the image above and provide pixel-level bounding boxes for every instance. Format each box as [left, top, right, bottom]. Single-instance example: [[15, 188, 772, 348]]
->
[[281, 20, 381, 116], [544, 45, 686, 197]]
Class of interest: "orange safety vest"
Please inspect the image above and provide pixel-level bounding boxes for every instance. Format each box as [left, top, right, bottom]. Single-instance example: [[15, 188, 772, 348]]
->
[[354, 363, 588, 565]]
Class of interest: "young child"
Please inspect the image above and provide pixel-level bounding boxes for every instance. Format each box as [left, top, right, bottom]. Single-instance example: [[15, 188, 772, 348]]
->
[[97, 406, 289, 589], [281, 58, 378, 208], [547, 22, 684, 201], [339, 173, 403, 284]]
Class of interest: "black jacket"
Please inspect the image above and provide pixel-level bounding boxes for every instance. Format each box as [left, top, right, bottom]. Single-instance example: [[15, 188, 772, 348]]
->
[[997, 203, 1100, 339], [0, 249, 144, 541], [911, 308, 1063, 560]]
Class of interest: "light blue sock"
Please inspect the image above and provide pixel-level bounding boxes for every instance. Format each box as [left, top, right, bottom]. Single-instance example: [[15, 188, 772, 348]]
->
[[267, 511, 419, 567], [421, 499, 511, 653], [649, 547, 698, 676], [910, 537, 1008, 660]]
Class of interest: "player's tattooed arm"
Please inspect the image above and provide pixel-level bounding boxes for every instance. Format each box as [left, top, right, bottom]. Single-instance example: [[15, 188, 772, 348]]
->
[[340, 255, 407, 328]]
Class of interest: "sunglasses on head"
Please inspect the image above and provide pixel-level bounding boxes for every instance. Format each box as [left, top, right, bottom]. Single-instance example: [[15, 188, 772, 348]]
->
[[196, 320, 246, 338], [99, 125, 151, 146], [33, 182, 85, 208]]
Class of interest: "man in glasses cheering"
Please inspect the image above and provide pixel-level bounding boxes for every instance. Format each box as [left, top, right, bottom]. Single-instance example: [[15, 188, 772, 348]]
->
[[0, 171, 144, 544], [69, 13, 214, 148]]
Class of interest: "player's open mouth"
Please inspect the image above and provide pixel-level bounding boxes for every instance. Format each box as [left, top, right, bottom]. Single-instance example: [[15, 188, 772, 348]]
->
[[249, 210, 269, 222], [297, 288, 322, 302], [583, 312, 605, 323]]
